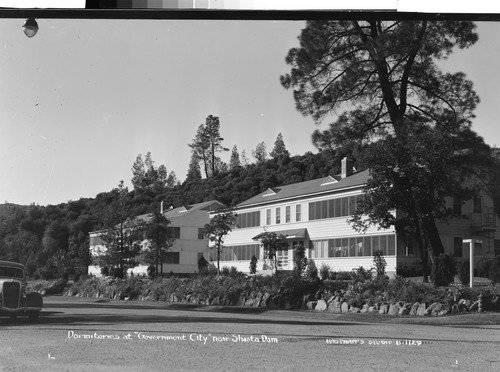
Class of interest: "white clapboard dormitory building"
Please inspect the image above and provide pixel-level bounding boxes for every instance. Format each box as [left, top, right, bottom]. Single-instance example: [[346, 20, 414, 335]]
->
[[211, 158, 500, 277]]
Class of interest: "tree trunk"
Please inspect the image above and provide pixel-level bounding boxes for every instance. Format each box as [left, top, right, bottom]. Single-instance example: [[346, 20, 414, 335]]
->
[[423, 218, 445, 256]]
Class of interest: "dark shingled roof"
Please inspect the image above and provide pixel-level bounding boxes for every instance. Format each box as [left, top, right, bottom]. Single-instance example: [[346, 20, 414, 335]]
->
[[237, 169, 369, 209]]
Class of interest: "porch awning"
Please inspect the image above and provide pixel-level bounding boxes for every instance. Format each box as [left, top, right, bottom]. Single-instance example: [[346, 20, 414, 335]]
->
[[253, 228, 308, 240]]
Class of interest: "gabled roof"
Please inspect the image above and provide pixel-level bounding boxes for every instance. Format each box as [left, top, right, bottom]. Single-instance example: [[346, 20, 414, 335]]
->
[[237, 169, 369, 209], [135, 200, 225, 223], [164, 200, 225, 219]]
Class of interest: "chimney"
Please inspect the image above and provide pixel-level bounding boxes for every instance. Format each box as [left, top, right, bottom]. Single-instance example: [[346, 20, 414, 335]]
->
[[341, 157, 354, 179]]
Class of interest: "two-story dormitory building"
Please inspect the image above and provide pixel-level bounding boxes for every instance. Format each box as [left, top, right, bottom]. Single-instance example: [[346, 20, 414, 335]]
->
[[212, 158, 499, 277], [89, 200, 225, 276]]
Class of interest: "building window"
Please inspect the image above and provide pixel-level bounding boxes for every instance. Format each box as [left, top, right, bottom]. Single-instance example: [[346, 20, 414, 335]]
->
[[220, 244, 260, 261], [296, 205, 301, 222], [236, 211, 261, 228], [266, 209, 271, 225], [165, 252, 180, 264], [309, 195, 360, 221], [169, 227, 181, 239], [286, 206, 291, 223], [474, 242, 483, 256], [276, 208, 281, 224], [314, 234, 396, 259], [198, 228, 205, 240]]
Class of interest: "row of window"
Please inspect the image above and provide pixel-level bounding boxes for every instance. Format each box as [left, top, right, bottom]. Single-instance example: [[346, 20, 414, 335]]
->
[[90, 226, 187, 246], [310, 234, 396, 258], [266, 205, 302, 225], [309, 196, 361, 221], [136, 251, 180, 265], [236, 211, 261, 228], [218, 244, 260, 262], [237, 196, 362, 230]]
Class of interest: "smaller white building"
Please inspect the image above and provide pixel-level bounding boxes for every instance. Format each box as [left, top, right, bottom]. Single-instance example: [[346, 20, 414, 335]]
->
[[89, 200, 225, 276]]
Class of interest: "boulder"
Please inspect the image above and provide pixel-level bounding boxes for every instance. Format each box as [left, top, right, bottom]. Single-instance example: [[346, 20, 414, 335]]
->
[[424, 302, 438, 316], [328, 300, 342, 313], [253, 292, 263, 307], [306, 301, 317, 310], [417, 303, 427, 316], [341, 302, 350, 313], [315, 299, 328, 311], [388, 303, 401, 316], [469, 301, 480, 312], [236, 295, 246, 307], [409, 302, 420, 316], [244, 299, 254, 307], [350, 307, 360, 313], [210, 296, 220, 306], [361, 304, 370, 313], [399, 303, 412, 316], [379, 304, 389, 314], [260, 293, 270, 307]]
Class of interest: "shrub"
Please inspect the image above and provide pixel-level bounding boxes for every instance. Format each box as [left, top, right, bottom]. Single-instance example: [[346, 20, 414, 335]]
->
[[373, 250, 386, 278], [456, 260, 470, 285], [293, 244, 308, 277], [387, 276, 440, 304], [352, 266, 373, 283], [306, 260, 318, 279], [319, 263, 331, 281], [249, 255, 258, 275], [396, 263, 423, 278], [484, 256, 500, 283]]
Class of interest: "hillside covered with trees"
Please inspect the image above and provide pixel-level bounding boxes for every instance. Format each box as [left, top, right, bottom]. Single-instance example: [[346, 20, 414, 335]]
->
[[0, 141, 347, 279]]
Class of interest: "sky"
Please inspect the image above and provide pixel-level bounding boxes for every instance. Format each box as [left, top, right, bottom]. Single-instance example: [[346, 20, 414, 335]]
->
[[1, 18, 500, 206]]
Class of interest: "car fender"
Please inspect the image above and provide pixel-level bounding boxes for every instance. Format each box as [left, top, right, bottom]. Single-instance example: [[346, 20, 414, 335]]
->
[[26, 292, 43, 309]]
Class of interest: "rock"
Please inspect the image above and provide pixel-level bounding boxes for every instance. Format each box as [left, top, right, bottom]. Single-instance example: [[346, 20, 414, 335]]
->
[[459, 299, 471, 307], [469, 301, 480, 312], [329, 300, 342, 313], [236, 295, 246, 307], [306, 301, 317, 310], [361, 304, 370, 313], [324, 292, 333, 303], [253, 292, 263, 307], [399, 303, 411, 316], [350, 307, 360, 313], [388, 303, 400, 316], [424, 302, 438, 316], [244, 299, 254, 307], [260, 293, 270, 307], [315, 299, 327, 311], [417, 303, 427, 316], [341, 302, 350, 313], [379, 304, 389, 314], [210, 296, 220, 306], [410, 302, 420, 316]]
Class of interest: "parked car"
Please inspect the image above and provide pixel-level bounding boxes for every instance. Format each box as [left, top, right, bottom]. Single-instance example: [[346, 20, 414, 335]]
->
[[0, 261, 43, 321]]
